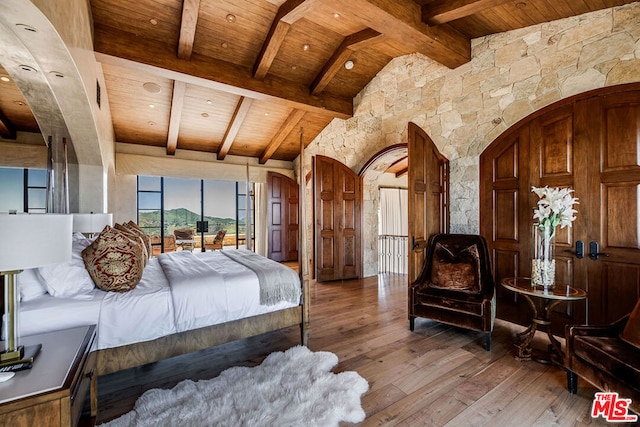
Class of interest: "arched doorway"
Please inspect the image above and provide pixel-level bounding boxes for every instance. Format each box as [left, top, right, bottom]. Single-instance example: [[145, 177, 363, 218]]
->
[[359, 144, 408, 277]]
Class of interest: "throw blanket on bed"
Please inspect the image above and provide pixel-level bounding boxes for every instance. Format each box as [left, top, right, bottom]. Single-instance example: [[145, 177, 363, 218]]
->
[[221, 249, 301, 306]]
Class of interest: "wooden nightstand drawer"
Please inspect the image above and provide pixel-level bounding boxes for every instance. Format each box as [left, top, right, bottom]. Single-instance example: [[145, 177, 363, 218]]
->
[[0, 326, 97, 427]]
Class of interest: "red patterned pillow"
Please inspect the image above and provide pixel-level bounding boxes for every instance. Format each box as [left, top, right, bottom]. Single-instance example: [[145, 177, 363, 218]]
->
[[127, 221, 152, 258], [82, 226, 145, 292], [115, 223, 148, 264]]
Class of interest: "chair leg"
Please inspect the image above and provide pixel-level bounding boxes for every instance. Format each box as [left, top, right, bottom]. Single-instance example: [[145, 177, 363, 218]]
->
[[409, 316, 415, 331], [567, 370, 578, 394], [485, 333, 491, 351]]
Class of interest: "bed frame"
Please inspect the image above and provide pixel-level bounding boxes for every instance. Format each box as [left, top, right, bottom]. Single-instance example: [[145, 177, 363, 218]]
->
[[93, 133, 312, 412], [95, 298, 308, 375]]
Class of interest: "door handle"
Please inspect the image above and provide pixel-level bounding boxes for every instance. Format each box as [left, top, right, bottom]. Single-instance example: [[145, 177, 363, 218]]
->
[[572, 240, 584, 259], [589, 241, 610, 261]]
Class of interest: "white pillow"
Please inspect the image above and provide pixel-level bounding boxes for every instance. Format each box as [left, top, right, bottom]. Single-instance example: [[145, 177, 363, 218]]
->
[[37, 234, 95, 299], [17, 269, 47, 301]]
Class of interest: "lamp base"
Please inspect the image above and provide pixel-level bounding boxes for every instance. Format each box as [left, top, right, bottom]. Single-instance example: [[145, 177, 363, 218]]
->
[[0, 344, 41, 369]]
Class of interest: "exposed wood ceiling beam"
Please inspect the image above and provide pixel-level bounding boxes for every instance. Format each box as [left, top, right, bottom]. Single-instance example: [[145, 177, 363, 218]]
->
[[177, 0, 201, 60], [422, 0, 514, 25], [326, 0, 471, 68], [166, 81, 186, 155], [0, 109, 16, 140], [311, 28, 384, 95], [253, 0, 318, 80], [259, 109, 305, 164], [94, 31, 352, 119], [217, 96, 253, 160], [395, 166, 407, 178]]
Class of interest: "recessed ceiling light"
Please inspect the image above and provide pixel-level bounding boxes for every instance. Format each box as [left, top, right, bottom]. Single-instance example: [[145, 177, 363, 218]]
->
[[0, 76, 10, 82], [13, 101, 25, 106], [201, 112, 209, 118], [18, 64, 37, 73], [333, 13, 340, 18], [226, 14, 236, 23], [16, 24, 37, 33], [149, 104, 155, 109], [206, 99, 213, 105], [143, 82, 161, 93], [49, 71, 65, 78], [302, 44, 310, 51], [344, 60, 355, 70], [516, 2, 526, 7], [291, 65, 297, 70], [264, 112, 269, 116], [149, 18, 158, 25], [221, 42, 228, 48], [148, 121, 156, 126]]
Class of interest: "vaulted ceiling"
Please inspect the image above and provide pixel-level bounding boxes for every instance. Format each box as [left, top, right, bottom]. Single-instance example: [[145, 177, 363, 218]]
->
[[0, 0, 635, 170]]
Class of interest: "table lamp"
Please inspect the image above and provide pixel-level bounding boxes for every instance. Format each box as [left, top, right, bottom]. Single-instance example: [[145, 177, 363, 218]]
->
[[72, 213, 113, 237], [0, 213, 72, 367]]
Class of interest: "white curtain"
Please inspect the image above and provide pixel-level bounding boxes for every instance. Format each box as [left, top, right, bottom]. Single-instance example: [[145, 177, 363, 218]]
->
[[379, 187, 408, 236], [254, 182, 268, 257]]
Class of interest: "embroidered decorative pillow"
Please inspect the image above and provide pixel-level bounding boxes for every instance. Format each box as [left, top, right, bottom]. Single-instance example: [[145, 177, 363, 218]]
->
[[127, 221, 152, 258], [620, 299, 640, 349], [429, 242, 481, 292], [115, 222, 148, 264], [82, 225, 145, 292]]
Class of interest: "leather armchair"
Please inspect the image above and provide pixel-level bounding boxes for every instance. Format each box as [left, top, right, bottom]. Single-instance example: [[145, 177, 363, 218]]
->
[[565, 313, 640, 415], [409, 234, 495, 351]]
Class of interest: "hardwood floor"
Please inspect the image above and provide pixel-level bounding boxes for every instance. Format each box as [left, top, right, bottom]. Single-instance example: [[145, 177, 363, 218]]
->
[[89, 274, 615, 426]]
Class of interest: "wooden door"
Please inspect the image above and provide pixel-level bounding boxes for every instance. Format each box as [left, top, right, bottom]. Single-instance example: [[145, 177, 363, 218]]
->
[[481, 84, 640, 329], [407, 122, 450, 284], [314, 155, 361, 282], [267, 172, 299, 262], [581, 92, 640, 325]]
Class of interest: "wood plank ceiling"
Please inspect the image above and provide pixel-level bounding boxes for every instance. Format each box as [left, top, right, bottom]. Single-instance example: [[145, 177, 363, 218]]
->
[[0, 0, 636, 167]]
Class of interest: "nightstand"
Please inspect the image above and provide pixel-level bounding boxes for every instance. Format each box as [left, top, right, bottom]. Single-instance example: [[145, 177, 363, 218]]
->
[[0, 325, 97, 427]]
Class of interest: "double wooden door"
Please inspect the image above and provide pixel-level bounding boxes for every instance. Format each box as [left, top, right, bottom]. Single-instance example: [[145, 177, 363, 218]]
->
[[267, 172, 299, 262], [481, 85, 640, 329]]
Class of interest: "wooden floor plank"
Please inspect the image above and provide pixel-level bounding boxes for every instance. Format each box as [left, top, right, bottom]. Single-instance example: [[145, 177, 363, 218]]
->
[[86, 273, 613, 426]]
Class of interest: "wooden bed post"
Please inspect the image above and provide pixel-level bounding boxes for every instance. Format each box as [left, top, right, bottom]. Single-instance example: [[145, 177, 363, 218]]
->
[[299, 127, 310, 346]]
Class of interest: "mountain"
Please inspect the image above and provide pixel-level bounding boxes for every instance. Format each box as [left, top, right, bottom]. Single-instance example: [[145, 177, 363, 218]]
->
[[138, 208, 241, 235]]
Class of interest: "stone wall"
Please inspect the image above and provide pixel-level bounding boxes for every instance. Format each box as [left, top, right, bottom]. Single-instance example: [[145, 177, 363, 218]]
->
[[299, 2, 640, 277]]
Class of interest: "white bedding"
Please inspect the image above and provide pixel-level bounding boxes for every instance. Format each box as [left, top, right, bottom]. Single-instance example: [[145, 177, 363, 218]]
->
[[17, 249, 301, 350]]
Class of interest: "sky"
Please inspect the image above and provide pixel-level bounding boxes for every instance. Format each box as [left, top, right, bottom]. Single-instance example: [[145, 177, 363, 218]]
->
[[0, 167, 25, 212]]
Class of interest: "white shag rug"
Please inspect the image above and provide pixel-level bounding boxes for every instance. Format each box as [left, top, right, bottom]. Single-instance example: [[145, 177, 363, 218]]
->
[[101, 346, 369, 427]]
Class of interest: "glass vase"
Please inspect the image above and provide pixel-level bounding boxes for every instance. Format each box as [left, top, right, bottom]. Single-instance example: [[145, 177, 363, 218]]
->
[[531, 225, 556, 289]]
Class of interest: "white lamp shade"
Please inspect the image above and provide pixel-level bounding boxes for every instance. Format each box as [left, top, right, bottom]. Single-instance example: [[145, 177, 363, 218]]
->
[[0, 214, 73, 271], [72, 213, 113, 234]]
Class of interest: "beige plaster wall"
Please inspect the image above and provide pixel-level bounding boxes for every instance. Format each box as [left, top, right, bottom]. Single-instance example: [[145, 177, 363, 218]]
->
[[298, 2, 640, 277]]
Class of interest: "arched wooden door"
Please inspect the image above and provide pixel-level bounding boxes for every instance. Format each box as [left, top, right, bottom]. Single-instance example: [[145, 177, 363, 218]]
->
[[267, 172, 299, 262], [313, 155, 361, 282], [407, 122, 450, 284], [481, 84, 640, 330]]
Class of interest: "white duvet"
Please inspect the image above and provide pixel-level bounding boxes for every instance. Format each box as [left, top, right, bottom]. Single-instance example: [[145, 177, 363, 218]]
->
[[17, 250, 300, 350]]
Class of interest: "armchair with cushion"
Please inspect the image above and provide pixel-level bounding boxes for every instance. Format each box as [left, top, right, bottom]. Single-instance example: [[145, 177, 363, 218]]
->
[[565, 299, 640, 415], [409, 233, 495, 351]]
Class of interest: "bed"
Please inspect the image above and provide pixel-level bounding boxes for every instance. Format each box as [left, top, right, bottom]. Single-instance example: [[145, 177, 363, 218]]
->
[[11, 240, 309, 377]]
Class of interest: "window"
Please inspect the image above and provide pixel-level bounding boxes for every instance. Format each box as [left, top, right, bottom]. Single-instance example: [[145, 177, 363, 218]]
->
[[137, 176, 254, 253], [0, 167, 47, 213]]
